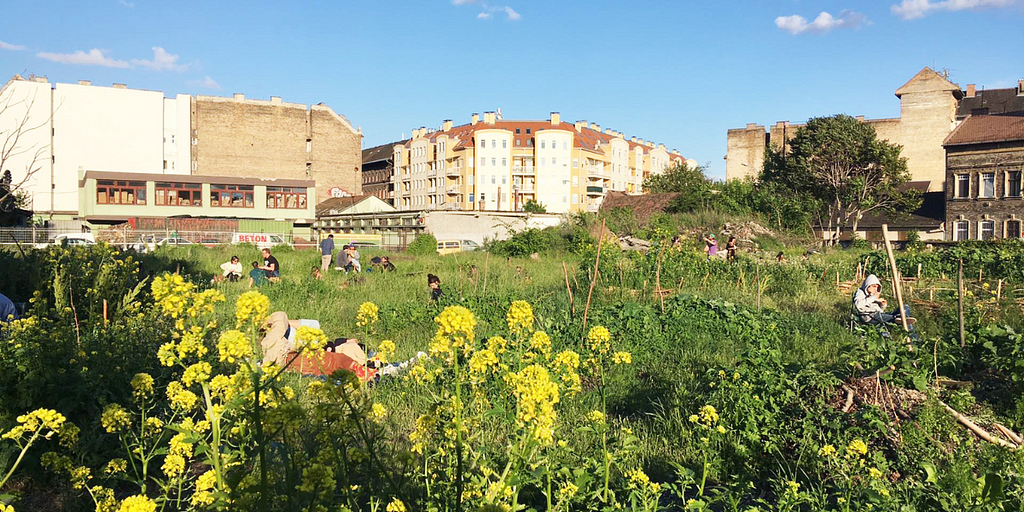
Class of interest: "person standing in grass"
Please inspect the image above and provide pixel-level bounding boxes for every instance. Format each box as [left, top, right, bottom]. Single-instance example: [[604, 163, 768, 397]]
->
[[725, 235, 738, 263], [319, 234, 335, 274], [703, 234, 718, 261], [428, 274, 444, 303]]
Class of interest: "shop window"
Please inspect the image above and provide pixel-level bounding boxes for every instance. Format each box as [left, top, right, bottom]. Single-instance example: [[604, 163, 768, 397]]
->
[[155, 182, 202, 206], [210, 184, 254, 208], [267, 186, 308, 209], [96, 180, 146, 205]]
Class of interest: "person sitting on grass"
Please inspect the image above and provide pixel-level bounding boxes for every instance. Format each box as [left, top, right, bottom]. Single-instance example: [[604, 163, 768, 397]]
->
[[852, 274, 916, 327], [215, 255, 243, 283], [346, 244, 362, 273], [381, 256, 396, 272], [260, 248, 281, 282], [428, 273, 444, 303], [248, 261, 269, 288]]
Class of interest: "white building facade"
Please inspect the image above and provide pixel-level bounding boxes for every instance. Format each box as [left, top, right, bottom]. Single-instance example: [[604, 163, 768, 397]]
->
[[1, 75, 190, 217]]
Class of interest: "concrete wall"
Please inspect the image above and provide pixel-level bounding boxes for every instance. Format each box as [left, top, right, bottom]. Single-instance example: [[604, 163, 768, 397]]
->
[[0, 79, 54, 212], [898, 90, 958, 191], [725, 124, 766, 181], [192, 95, 361, 198], [424, 211, 565, 244]]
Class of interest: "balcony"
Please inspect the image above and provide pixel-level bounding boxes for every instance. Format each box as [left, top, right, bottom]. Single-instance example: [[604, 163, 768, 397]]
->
[[513, 166, 535, 175], [585, 186, 604, 196], [428, 169, 437, 177], [387, 191, 395, 199], [447, 186, 460, 194], [447, 168, 460, 176], [587, 204, 601, 212], [427, 186, 437, 193], [515, 184, 535, 192]]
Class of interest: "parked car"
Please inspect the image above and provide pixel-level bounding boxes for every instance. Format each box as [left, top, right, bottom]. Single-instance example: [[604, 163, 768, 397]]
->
[[157, 237, 194, 247], [39, 233, 96, 248], [198, 238, 222, 248]]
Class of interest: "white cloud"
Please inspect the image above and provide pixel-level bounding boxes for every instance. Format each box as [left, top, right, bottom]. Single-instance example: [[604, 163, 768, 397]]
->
[[131, 47, 186, 72], [0, 40, 25, 51], [37, 48, 130, 68], [186, 76, 221, 90], [891, 0, 1014, 19], [775, 10, 870, 34], [118, 0, 135, 7], [474, 3, 521, 20], [452, 0, 477, 4]]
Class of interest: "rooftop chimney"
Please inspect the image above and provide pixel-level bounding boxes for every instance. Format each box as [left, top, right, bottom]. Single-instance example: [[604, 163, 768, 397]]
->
[[112, 83, 127, 89], [658, 144, 666, 151], [443, 119, 453, 131], [631, 137, 637, 143], [78, 80, 91, 86], [233, 93, 245, 101], [1018, 79, 1024, 96], [966, 84, 976, 98], [574, 121, 585, 132], [550, 112, 560, 125], [270, 96, 282, 104], [591, 123, 600, 132], [471, 113, 480, 125], [484, 111, 495, 124]]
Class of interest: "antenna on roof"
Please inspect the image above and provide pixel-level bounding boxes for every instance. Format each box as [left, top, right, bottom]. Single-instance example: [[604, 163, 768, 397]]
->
[[496, 108, 503, 120]]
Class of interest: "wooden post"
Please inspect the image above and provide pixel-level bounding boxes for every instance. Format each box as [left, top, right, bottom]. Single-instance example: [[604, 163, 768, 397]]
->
[[836, 271, 840, 286], [654, 239, 667, 314], [917, 262, 922, 278], [481, 251, 490, 299], [580, 219, 605, 343], [881, 224, 909, 333], [958, 259, 965, 348], [997, 279, 1003, 301], [979, 268, 983, 282], [562, 261, 575, 315], [103, 299, 108, 324], [756, 261, 762, 310]]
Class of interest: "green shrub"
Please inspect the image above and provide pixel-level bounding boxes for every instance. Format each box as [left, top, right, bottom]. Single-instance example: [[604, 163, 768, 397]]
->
[[405, 233, 438, 256]]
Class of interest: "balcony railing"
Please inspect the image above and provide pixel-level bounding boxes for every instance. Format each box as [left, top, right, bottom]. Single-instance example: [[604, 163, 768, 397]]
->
[[515, 184, 535, 192], [447, 186, 460, 194], [428, 169, 437, 177], [585, 186, 604, 196], [513, 166, 535, 175], [447, 168, 460, 176], [427, 186, 437, 193], [587, 205, 601, 212]]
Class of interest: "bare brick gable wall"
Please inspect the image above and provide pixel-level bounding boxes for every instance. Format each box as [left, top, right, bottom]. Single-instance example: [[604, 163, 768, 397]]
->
[[191, 96, 362, 198]]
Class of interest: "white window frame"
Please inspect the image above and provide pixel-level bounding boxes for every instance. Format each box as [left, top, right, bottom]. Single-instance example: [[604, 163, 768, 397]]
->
[[955, 220, 969, 241], [980, 172, 996, 198], [979, 220, 995, 240], [1006, 170, 1022, 198], [955, 174, 970, 199]]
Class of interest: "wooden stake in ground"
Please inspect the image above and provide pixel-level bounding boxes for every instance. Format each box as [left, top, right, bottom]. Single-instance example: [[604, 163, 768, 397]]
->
[[580, 219, 605, 344], [881, 224, 910, 333], [958, 259, 966, 348], [562, 261, 575, 315], [756, 261, 762, 310], [481, 251, 490, 299], [654, 239, 667, 314], [103, 299, 108, 325]]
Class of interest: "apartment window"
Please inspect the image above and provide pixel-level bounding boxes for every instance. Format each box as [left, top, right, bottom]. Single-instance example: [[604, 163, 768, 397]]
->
[[515, 128, 521, 134], [541, 141, 546, 149], [502, 176, 506, 185], [502, 140, 507, 149], [573, 159, 578, 168], [540, 158, 546, 166], [155, 182, 202, 206], [562, 141, 568, 150], [491, 158, 496, 167], [526, 128, 531, 134], [491, 176, 496, 184], [163, 160, 168, 170], [502, 158, 507, 167], [210, 184, 254, 208], [480, 157, 486, 167], [552, 157, 557, 166], [1007, 220, 1021, 239], [981, 172, 995, 198], [480, 193, 486, 204], [980, 220, 995, 240], [491, 140, 496, 148], [469, 175, 474, 185], [572, 194, 578, 204], [516, 139, 521, 147], [527, 138, 533, 147], [1007, 171, 1022, 197], [469, 193, 475, 203], [479, 138, 485, 148], [97, 180, 146, 205], [955, 220, 969, 241], [955, 174, 970, 198], [562, 195, 567, 203], [306, 140, 311, 152], [267, 186, 308, 209]]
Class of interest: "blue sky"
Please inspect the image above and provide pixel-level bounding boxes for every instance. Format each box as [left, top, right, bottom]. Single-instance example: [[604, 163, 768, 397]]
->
[[2, 0, 1022, 179]]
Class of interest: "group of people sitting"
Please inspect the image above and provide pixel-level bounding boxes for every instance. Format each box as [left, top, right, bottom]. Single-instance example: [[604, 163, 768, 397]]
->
[[216, 248, 281, 288], [316, 234, 396, 279]]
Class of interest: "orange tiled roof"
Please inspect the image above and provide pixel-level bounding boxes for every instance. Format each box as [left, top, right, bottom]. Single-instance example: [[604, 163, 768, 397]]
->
[[944, 112, 1024, 146]]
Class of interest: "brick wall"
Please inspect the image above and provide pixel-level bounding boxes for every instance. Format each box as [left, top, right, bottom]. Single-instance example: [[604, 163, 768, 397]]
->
[[945, 143, 1024, 240], [192, 96, 362, 196]]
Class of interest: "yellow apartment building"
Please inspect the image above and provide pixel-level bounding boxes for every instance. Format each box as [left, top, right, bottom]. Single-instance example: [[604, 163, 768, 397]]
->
[[390, 112, 687, 213]]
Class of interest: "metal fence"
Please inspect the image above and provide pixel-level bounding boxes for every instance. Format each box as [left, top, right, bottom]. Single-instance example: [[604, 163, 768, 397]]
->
[[0, 227, 316, 250]]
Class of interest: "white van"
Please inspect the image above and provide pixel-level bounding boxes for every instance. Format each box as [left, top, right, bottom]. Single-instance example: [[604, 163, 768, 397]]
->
[[231, 233, 291, 250], [50, 233, 96, 247]]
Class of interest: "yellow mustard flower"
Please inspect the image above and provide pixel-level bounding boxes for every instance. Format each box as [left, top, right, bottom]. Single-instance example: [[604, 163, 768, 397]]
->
[[586, 326, 611, 355], [181, 362, 212, 386], [355, 301, 379, 328], [235, 291, 270, 328], [101, 404, 130, 434], [370, 403, 388, 423], [130, 373, 154, 401], [377, 340, 397, 363], [612, 351, 632, 365], [165, 381, 198, 411], [847, 439, 868, 457], [117, 494, 157, 512], [217, 330, 251, 364], [2, 408, 66, 441], [385, 498, 407, 512], [506, 300, 535, 335], [587, 410, 606, 425]]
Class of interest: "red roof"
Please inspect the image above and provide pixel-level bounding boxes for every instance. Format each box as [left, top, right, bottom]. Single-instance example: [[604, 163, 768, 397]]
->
[[944, 113, 1024, 146], [406, 119, 684, 160]]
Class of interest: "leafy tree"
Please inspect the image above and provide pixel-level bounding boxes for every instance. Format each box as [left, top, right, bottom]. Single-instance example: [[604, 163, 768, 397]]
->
[[0, 169, 29, 226], [642, 161, 714, 212], [522, 199, 546, 214], [761, 114, 920, 242]]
